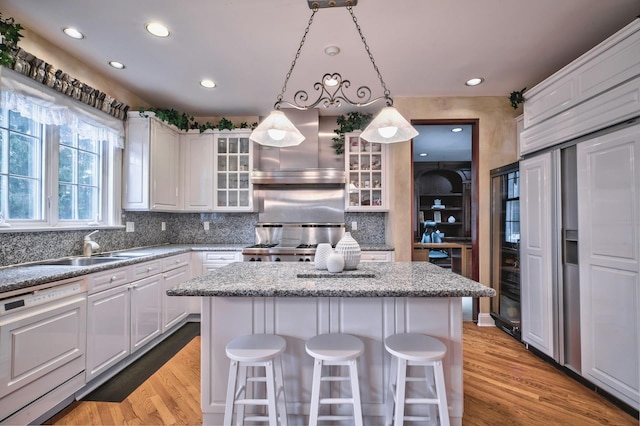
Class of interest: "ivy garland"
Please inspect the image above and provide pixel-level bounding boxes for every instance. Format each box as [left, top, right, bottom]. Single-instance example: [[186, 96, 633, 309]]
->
[[331, 111, 373, 154], [139, 107, 257, 132], [0, 12, 23, 68], [509, 88, 526, 110]]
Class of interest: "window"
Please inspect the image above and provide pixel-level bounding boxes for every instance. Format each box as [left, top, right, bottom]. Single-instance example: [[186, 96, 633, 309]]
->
[[0, 110, 43, 220], [0, 68, 123, 230], [58, 124, 102, 222]]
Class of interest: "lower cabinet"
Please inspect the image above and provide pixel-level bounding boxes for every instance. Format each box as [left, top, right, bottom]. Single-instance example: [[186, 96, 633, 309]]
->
[[360, 251, 394, 262], [86, 272, 163, 381], [162, 264, 190, 332], [200, 251, 242, 274], [86, 254, 191, 383]]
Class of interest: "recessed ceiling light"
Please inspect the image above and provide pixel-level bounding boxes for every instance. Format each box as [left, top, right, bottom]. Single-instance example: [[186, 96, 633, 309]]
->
[[109, 61, 125, 69], [419, 153, 428, 157], [465, 77, 484, 86], [451, 127, 463, 133], [200, 79, 216, 88], [145, 22, 170, 37], [62, 27, 84, 39]]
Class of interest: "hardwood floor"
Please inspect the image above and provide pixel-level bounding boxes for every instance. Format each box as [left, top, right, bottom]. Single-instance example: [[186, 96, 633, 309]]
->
[[47, 323, 637, 425]]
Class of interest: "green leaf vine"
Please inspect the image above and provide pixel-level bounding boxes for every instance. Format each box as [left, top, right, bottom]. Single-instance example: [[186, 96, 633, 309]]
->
[[509, 88, 526, 110], [0, 13, 24, 68], [331, 111, 373, 154], [139, 107, 257, 132]]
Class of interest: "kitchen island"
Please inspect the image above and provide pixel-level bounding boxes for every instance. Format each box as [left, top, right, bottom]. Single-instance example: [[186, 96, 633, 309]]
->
[[167, 261, 495, 425]]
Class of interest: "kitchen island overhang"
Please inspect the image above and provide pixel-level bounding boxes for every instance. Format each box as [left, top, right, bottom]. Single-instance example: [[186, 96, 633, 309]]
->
[[168, 262, 495, 425]]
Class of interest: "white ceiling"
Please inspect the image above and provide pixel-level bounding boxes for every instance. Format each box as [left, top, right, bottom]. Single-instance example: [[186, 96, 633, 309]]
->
[[0, 0, 638, 121]]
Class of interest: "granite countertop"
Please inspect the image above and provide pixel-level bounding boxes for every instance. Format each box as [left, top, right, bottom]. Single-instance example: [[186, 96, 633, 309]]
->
[[0, 243, 394, 295], [167, 262, 495, 298]]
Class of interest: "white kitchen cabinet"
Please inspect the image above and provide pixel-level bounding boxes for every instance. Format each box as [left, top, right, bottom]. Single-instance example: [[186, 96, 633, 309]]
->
[[200, 251, 242, 275], [86, 281, 130, 381], [345, 132, 388, 211], [360, 251, 394, 262], [161, 253, 191, 332], [214, 130, 255, 211], [86, 261, 162, 380], [86, 255, 187, 383], [182, 131, 215, 211], [520, 20, 640, 155], [520, 153, 556, 358], [577, 124, 640, 409], [123, 112, 182, 211], [130, 274, 163, 352]]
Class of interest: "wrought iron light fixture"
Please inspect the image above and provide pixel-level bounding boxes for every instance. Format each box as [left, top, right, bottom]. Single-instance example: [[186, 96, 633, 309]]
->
[[250, 0, 418, 147]]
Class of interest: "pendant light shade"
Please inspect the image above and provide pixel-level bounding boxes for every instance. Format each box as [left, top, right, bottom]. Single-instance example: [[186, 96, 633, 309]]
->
[[360, 106, 419, 143], [250, 110, 305, 147]]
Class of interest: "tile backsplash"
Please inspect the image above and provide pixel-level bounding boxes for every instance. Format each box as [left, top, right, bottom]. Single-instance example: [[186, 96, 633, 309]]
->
[[0, 211, 386, 267]]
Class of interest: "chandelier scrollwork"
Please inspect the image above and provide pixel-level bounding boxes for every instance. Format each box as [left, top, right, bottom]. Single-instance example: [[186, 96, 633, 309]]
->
[[276, 72, 390, 110]]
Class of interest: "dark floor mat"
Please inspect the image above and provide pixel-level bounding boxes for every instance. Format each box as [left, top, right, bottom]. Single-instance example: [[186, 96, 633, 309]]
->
[[82, 322, 200, 402]]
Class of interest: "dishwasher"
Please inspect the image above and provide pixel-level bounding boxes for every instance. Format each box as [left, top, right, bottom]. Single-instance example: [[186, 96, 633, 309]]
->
[[0, 278, 87, 424]]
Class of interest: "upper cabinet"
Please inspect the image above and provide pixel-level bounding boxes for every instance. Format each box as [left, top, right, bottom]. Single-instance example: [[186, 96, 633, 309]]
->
[[345, 132, 388, 211], [520, 19, 640, 155], [124, 113, 182, 211], [182, 131, 214, 211], [214, 131, 254, 211], [126, 113, 255, 213], [182, 130, 255, 212]]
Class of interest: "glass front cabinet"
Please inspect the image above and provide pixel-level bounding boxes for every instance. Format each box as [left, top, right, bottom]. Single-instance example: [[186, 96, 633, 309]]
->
[[214, 130, 254, 211], [490, 162, 521, 339], [345, 132, 388, 211]]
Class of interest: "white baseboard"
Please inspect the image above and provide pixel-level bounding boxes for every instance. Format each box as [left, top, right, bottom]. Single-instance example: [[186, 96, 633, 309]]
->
[[477, 313, 495, 327]]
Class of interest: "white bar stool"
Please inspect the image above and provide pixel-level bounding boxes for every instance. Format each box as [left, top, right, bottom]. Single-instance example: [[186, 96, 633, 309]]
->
[[224, 334, 288, 426], [384, 333, 450, 426], [305, 333, 364, 426]]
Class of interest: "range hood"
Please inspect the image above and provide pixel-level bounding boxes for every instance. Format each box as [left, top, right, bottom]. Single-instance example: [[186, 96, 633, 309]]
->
[[251, 109, 345, 185], [251, 169, 345, 185]]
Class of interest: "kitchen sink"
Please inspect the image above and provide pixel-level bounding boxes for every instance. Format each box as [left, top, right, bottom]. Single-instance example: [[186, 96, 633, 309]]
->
[[37, 257, 126, 266], [95, 251, 153, 258]]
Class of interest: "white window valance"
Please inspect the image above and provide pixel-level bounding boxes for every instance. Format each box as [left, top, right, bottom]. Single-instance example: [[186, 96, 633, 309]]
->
[[0, 67, 125, 148]]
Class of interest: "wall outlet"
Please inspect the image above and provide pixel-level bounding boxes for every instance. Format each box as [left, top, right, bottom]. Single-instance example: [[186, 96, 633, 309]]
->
[[351, 221, 358, 231], [203, 221, 210, 230], [126, 222, 135, 232], [161, 222, 166, 231]]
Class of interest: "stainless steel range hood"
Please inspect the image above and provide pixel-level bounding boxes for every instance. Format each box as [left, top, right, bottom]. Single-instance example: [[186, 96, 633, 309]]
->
[[251, 109, 345, 185], [251, 169, 345, 185]]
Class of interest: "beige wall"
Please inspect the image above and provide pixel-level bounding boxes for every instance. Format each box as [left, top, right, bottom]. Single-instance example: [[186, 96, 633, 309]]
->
[[391, 97, 521, 314]]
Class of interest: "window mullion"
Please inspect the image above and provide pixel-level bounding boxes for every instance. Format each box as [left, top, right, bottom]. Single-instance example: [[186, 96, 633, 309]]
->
[[47, 125, 60, 226]]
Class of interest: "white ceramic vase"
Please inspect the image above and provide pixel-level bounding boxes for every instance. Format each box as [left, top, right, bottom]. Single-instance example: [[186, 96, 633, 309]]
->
[[314, 243, 333, 270], [335, 232, 361, 270], [326, 251, 345, 273]]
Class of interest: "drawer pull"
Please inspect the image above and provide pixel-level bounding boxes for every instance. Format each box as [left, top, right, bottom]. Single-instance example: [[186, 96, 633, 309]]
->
[[110, 276, 117, 282]]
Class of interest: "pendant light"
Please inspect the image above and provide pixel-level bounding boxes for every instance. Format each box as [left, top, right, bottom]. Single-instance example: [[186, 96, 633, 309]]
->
[[250, 0, 418, 147]]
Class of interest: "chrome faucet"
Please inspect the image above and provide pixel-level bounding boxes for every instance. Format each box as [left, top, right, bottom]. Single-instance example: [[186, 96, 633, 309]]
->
[[83, 230, 100, 257]]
